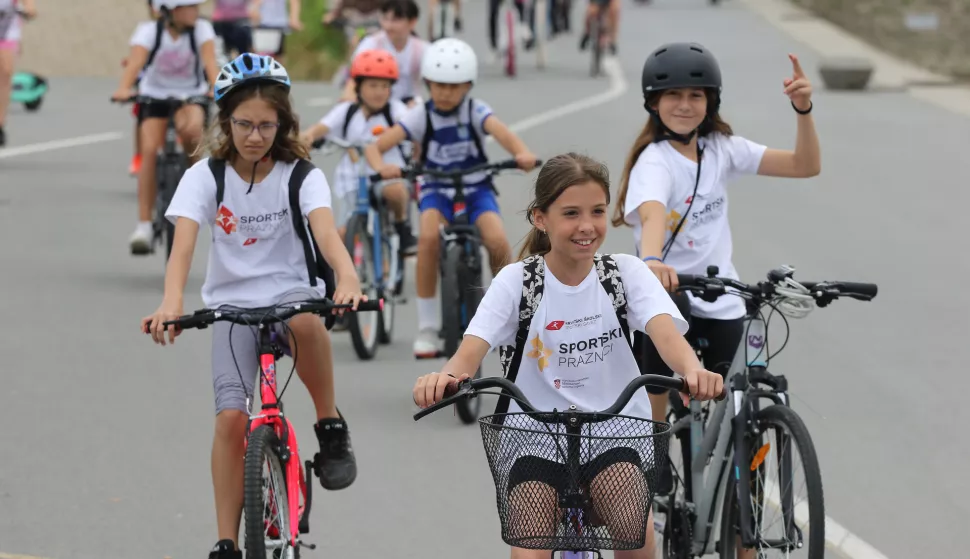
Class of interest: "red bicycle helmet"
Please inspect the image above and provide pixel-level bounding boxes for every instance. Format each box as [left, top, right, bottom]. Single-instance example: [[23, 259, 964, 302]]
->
[[350, 49, 400, 81]]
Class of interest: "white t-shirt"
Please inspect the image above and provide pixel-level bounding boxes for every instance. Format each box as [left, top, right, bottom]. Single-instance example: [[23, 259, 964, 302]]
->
[[354, 32, 427, 101], [319, 100, 408, 198], [0, 0, 22, 43], [622, 133, 767, 320], [465, 254, 688, 422], [397, 97, 492, 194], [130, 20, 215, 99], [165, 158, 333, 309]]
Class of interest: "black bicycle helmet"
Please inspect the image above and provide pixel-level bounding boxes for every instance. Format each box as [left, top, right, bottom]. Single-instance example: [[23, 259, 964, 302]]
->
[[641, 42, 723, 143]]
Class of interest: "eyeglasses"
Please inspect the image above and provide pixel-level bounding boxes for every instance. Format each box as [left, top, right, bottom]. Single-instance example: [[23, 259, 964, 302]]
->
[[230, 117, 281, 139]]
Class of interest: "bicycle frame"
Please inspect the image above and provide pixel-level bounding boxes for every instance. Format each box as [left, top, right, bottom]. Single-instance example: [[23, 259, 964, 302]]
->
[[663, 297, 794, 555], [246, 325, 313, 550]]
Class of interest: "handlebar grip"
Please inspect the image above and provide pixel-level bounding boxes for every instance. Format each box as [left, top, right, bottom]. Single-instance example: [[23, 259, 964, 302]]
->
[[675, 377, 728, 402], [352, 299, 384, 312], [413, 378, 467, 421], [676, 274, 704, 286], [369, 172, 385, 183], [830, 282, 878, 298]]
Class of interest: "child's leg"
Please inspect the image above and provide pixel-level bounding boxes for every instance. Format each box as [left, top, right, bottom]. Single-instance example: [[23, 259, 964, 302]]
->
[[174, 102, 206, 164], [470, 189, 511, 276], [414, 194, 449, 356], [0, 47, 16, 142], [210, 320, 260, 549], [130, 110, 167, 254], [379, 180, 417, 254], [279, 288, 357, 490]]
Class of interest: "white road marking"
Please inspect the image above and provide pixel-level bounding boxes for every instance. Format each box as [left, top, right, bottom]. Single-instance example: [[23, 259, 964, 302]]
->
[[0, 132, 125, 160]]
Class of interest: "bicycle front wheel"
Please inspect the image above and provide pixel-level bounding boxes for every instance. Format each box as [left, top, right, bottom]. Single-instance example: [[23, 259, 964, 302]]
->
[[719, 404, 824, 559], [245, 425, 298, 559], [344, 214, 381, 360], [454, 251, 484, 423]]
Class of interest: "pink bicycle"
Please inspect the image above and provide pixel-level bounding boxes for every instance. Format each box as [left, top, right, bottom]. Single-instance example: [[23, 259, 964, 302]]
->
[[162, 297, 383, 559]]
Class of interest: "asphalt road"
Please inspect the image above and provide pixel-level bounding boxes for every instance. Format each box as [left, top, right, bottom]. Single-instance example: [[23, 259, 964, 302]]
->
[[1, 0, 966, 558]]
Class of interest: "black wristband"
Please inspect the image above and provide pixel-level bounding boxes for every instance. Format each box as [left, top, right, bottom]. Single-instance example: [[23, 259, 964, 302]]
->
[[792, 100, 813, 115]]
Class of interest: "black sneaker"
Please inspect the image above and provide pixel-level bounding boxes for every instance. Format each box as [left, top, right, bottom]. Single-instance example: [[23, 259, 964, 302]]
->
[[313, 413, 357, 490], [454, 17, 462, 32], [0, 126, 6, 148], [396, 222, 418, 257], [207, 539, 241, 559]]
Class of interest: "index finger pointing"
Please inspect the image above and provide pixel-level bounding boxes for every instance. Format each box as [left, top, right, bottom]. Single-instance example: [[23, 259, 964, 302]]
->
[[789, 53, 805, 77]]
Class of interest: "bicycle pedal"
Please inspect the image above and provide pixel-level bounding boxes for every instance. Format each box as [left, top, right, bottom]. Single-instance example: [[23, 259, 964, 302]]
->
[[297, 540, 317, 550]]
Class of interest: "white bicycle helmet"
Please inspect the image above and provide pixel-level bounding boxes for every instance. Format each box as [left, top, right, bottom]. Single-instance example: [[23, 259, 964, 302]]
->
[[154, 0, 205, 9], [215, 53, 291, 102], [421, 38, 478, 84]]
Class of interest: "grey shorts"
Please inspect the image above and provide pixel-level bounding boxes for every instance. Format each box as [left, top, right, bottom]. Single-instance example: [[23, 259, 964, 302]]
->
[[211, 287, 323, 415], [334, 179, 411, 229]]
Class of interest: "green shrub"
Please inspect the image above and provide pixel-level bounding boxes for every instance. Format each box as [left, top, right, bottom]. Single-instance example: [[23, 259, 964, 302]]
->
[[284, 0, 350, 81]]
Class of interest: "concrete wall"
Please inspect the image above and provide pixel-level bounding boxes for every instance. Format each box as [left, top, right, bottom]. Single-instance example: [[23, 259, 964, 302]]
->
[[790, 0, 970, 79]]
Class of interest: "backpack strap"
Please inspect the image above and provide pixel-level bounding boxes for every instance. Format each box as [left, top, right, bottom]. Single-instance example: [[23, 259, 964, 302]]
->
[[341, 103, 361, 139], [145, 18, 166, 68], [187, 25, 201, 88], [145, 17, 202, 88], [287, 159, 338, 329], [208, 157, 227, 207], [594, 253, 631, 345], [466, 97, 486, 163], [420, 99, 433, 166], [495, 254, 545, 416]]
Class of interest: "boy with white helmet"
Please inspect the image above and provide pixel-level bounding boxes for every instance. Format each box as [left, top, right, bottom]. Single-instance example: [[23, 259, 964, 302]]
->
[[364, 37, 538, 358]]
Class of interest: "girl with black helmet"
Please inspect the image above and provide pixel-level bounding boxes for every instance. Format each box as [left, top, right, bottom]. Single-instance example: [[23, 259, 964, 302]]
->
[[613, 42, 820, 491]]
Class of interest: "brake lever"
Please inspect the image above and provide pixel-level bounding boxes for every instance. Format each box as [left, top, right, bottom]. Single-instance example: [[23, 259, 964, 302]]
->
[[412, 379, 474, 421]]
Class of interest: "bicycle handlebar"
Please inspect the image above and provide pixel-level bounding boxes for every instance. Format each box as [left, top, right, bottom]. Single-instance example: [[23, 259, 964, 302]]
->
[[160, 298, 384, 330], [368, 158, 541, 185], [675, 266, 878, 307], [413, 373, 725, 422]]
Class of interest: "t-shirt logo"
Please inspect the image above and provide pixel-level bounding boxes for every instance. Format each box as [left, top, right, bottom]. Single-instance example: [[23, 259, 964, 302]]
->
[[216, 205, 238, 235], [554, 379, 561, 390], [546, 320, 564, 330], [527, 334, 552, 372], [666, 209, 683, 233]]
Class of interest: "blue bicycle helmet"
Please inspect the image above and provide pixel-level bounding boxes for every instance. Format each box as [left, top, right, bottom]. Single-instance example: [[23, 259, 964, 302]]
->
[[214, 53, 291, 102]]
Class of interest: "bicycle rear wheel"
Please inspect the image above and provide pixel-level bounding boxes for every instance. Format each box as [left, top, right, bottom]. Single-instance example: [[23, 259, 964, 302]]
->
[[245, 425, 298, 559], [589, 14, 603, 77], [344, 215, 381, 360], [718, 404, 824, 559]]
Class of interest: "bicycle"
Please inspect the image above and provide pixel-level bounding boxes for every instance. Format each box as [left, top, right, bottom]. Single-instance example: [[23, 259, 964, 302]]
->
[[384, 158, 540, 423], [652, 265, 877, 558], [114, 95, 211, 261], [494, 0, 545, 77], [160, 297, 383, 559], [429, 0, 459, 41], [414, 373, 726, 558], [317, 134, 408, 360]]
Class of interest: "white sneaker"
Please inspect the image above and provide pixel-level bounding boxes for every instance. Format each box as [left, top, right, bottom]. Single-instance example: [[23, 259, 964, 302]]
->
[[129, 222, 153, 255], [413, 327, 441, 359]]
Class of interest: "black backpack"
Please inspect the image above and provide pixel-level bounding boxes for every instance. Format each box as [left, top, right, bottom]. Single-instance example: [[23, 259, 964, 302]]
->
[[493, 253, 633, 416], [145, 17, 203, 88], [207, 158, 339, 330], [342, 102, 407, 160], [419, 98, 486, 165]]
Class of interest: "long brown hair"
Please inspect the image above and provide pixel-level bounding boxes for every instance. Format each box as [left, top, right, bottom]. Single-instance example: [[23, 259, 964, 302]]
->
[[611, 89, 734, 227], [517, 153, 612, 260], [198, 82, 308, 162]]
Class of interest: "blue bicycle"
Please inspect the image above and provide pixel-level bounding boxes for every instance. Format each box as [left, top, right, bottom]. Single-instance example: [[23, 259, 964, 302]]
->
[[323, 135, 407, 360]]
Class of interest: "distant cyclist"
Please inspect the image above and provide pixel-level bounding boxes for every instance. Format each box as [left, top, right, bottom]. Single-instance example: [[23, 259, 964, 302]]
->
[[427, 0, 462, 39], [579, 0, 618, 55], [364, 38, 538, 358], [211, 0, 254, 59], [112, 0, 219, 255], [0, 0, 37, 148], [322, 0, 383, 53], [340, 0, 426, 106], [250, 0, 303, 65], [413, 153, 724, 559], [300, 49, 417, 253], [143, 53, 365, 559], [614, 42, 819, 496], [123, 0, 161, 176]]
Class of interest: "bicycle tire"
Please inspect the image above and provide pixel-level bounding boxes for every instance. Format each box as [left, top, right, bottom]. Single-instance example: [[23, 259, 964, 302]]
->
[[455, 254, 484, 423], [440, 242, 464, 357], [718, 404, 824, 559], [344, 215, 381, 360], [245, 425, 295, 559], [378, 212, 396, 345]]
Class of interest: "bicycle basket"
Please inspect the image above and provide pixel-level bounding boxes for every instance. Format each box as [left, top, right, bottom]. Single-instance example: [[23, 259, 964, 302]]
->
[[478, 412, 671, 551]]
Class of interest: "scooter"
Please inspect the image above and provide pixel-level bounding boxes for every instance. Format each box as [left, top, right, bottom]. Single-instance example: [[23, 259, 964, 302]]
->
[[10, 71, 48, 112]]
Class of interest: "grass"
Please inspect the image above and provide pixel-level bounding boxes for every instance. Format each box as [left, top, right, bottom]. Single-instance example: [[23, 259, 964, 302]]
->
[[284, 0, 351, 81]]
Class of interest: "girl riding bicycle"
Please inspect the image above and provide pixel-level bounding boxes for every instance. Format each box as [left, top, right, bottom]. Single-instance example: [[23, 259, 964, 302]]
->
[[613, 42, 820, 497], [142, 53, 365, 559], [413, 153, 724, 559], [112, 0, 220, 256]]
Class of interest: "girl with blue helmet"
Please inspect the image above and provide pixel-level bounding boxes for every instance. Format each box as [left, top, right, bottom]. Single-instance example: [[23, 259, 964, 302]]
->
[[143, 53, 365, 559]]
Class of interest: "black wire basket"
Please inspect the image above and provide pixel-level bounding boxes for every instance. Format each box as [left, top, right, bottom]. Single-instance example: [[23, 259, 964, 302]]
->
[[478, 412, 671, 551]]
